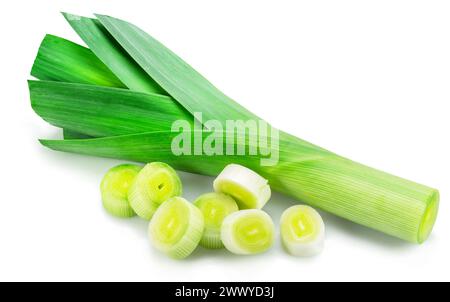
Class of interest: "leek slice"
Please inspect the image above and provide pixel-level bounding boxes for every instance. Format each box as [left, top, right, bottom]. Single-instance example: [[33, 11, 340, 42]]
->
[[280, 205, 325, 257], [221, 209, 275, 255], [214, 164, 271, 209], [63, 13, 165, 95], [193, 192, 239, 249], [100, 164, 142, 217], [128, 162, 182, 220], [148, 197, 204, 259]]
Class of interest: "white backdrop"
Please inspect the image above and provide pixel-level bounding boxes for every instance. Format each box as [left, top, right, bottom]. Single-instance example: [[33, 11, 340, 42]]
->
[[0, 0, 449, 281]]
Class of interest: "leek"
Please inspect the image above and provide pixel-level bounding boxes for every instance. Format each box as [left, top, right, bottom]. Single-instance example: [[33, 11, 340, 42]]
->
[[194, 192, 239, 249], [148, 197, 204, 259], [100, 164, 142, 217], [280, 205, 325, 257], [29, 13, 439, 244], [221, 209, 275, 255], [214, 164, 271, 209], [128, 162, 182, 220]]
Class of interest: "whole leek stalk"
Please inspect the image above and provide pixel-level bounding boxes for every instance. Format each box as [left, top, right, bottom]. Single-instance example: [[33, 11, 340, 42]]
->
[[29, 13, 439, 243]]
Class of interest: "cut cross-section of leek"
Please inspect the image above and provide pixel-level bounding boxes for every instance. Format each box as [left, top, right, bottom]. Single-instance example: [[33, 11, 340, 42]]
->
[[100, 164, 142, 217], [221, 209, 275, 255], [280, 205, 325, 257], [148, 197, 204, 259], [128, 162, 182, 219], [213, 164, 271, 209], [193, 192, 239, 249]]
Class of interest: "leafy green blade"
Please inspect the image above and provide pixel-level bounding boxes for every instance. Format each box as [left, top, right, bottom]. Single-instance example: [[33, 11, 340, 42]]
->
[[31, 34, 125, 88], [62, 129, 92, 139], [95, 14, 258, 124], [30, 34, 177, 138], [29, 35, 325, 153], [30, 34, 127, 138], [40, 131, 263, 175], [29, 80, 191, 137], [63, 13, 166, 95]]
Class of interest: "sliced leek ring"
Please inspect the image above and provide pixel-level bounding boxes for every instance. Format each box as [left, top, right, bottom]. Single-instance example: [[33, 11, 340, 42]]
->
[[128, 162, 182, 219], [100, 164, 142, 217], [280, 205, 325, 257], [213, 164, 271, 209], [221, 209, 275, 255], [148, 197, 204, 259], [193, 192, 239, 249]]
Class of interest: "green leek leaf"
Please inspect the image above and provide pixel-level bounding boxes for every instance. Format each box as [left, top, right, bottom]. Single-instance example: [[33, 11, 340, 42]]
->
[[31, 34, 125, 88], [30, 34, 126, 138], [63, 13, 166, 95], [29, 80, 191, 137], [95, 14, 258, 124]]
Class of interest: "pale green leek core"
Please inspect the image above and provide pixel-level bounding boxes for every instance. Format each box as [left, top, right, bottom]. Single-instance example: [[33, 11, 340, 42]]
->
[[148, 197, 204, 259], [194, 192, 239, 249], [280, 205, 325, 257], [128, 162, 182, 220], [221, 209, 275, 255], [100, 164, 142, 217], [30, 13, 439, 243]]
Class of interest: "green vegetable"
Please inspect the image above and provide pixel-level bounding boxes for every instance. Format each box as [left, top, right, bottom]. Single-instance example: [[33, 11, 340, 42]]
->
[[100, 164, 142, 217], [194, 192, 239, 249], [128, 162, 182, 220], [221, 209, 275, 255], [214, 164, 271, 209], [148, 196, 204, 259], [30, 13, 439, 244], [280, 205, 325, 257]]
